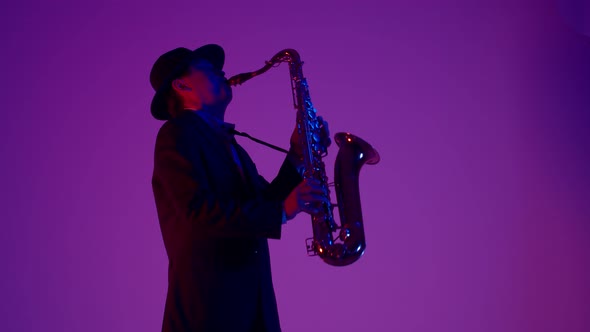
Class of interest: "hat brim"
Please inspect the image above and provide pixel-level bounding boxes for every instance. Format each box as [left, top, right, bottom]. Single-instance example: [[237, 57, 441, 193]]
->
[[151, 44, 225, 120]]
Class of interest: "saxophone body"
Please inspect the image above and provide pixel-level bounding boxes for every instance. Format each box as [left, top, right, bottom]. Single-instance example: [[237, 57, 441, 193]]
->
[[228, 49, 380, 266]]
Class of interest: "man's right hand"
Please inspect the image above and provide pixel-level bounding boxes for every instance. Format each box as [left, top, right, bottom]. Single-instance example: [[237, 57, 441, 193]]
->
[[283, 178, 329, 221]]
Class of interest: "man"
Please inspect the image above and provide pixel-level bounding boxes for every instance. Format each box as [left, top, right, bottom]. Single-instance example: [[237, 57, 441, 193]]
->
[[150, 44, 329, 332]]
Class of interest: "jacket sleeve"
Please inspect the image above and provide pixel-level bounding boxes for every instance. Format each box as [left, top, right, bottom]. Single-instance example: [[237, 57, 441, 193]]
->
[[266, 152, 304, 201], [152, 121, 301, 241]]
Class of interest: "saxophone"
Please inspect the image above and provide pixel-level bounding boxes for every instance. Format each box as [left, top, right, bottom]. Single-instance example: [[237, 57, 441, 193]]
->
[[228, 49, 380, 266]]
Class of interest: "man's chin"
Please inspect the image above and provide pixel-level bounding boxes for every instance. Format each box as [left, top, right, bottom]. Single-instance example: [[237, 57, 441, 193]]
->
[[211, 95, 232, 109], [221, 91, 233, 105]]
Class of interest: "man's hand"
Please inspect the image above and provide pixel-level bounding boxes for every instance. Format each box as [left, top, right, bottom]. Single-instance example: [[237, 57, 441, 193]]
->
[[289, 116, 332, 160], [283, 178, 330, 221]]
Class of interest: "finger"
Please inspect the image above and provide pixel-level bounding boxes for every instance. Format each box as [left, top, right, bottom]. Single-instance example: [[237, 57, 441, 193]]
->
[[317, 116, 328, 131], [299, 196, 331, 213], [303, 178, 323, 186], [317, 119, 331, 148], [299, 184, 327, 197], [321, 119, 329, 132], [298, 179, 315, 191], [301, 199, 331, 214], [300, 203, 324, 214], [298, 192, 327, 202]]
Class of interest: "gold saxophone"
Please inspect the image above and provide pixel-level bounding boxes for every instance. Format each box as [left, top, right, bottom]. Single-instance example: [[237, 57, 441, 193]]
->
[[228, 49, 380, 266]]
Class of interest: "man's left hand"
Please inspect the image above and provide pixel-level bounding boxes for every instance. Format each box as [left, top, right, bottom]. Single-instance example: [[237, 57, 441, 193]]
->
[[289, 116, 331, 159]]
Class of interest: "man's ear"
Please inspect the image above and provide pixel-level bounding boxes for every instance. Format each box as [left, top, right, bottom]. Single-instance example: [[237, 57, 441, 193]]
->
[[171, 78, 191, 92]]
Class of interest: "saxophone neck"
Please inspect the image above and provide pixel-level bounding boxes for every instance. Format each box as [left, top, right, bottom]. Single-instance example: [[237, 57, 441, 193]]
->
[[227, 49, 302, 86], [227, 72, 256, 86]]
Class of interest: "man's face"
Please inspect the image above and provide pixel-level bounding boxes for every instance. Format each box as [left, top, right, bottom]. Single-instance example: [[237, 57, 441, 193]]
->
[[181, 58, 232, 108]]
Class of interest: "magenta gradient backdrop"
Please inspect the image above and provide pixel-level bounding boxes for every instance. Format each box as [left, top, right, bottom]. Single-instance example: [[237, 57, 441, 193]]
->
[[1, 1, 589, 331]]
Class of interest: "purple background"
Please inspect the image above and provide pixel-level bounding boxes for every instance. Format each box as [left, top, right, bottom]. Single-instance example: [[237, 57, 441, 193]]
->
[[2, 1, 589, 331]]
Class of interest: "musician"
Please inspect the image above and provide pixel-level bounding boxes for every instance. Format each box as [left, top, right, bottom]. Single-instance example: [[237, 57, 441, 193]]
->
[[149, 44, 329, 332]]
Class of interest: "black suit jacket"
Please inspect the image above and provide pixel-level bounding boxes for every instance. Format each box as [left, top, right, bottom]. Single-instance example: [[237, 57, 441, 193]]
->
[[152, 111, 301, 332]]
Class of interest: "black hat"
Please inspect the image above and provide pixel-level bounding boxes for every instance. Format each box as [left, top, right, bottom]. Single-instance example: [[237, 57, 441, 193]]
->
[[149, 44, 225, 120]]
